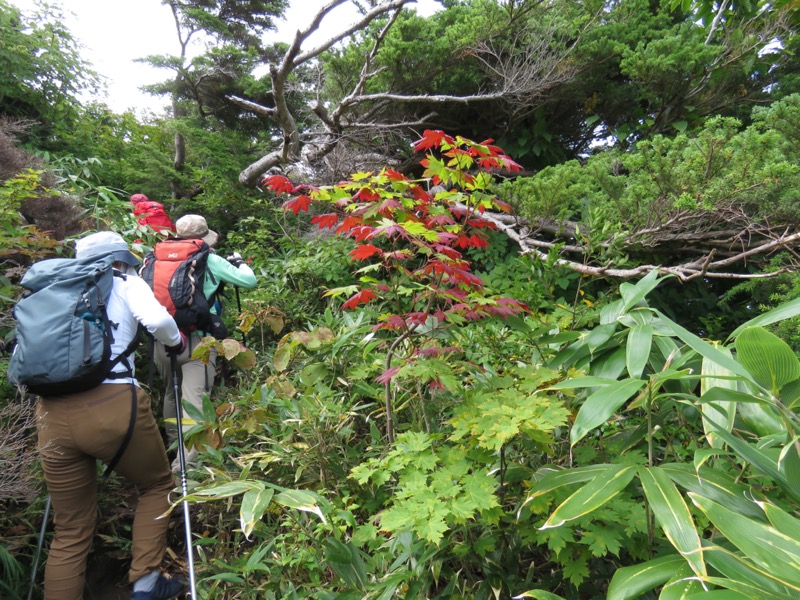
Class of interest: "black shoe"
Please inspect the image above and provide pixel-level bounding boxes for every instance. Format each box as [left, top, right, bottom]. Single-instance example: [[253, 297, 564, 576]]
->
[[130, 573, 185, 599]]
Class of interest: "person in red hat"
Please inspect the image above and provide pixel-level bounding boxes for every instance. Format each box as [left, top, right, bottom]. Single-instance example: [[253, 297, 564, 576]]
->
[[130, 194, 176, 237]]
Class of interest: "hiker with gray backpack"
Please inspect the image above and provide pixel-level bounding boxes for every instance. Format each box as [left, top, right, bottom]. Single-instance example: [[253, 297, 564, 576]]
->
[[7, 231, 186, 600]]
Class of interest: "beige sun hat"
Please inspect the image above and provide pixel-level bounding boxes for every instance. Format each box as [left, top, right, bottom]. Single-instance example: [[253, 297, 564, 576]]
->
[[175, 214, 219, 247]]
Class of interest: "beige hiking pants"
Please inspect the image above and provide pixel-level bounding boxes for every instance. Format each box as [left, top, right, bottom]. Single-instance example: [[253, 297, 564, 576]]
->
[[36, 384, 174, 599], [154, 331, 217, 471]]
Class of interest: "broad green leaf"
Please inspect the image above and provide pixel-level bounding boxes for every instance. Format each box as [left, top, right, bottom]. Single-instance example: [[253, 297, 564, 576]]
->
[[778, 441, 800, 491], [324, 538, 368, 591], [656, 313, 752, 380], [587, 323, 617, 352], [607, 554, 685, 600], [548, 377, 616, 390], [728, 296, 800, 341], [700, 347, 738, 448], [782, 378, 800, 409], [736, 401, 784, 437], [626, 324, 653, 379], [590, 346, 628, 380], [659, 463, 764, 520], [273, 342, 291, 372], [240, 486, 274, 539], [541, 465, 635, 529], [690, 494, 800, 587], [274, 489, 327, 523], [762, 500, 800, 542], [570, 379, 646, 445], [512, 590, 567, 599], [697, 580, 791, 599], [620, 269, 662, 313], [659, 562, 704, 599], [702, 422, 795, 498], [182, 480, 259, 501], [735, 327, 800, 394], [704, 543, 800, 598], [233, 347, 257, 370], [640, 467, 706, 578]]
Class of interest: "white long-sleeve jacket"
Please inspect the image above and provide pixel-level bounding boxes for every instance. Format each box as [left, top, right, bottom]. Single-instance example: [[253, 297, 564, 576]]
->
[[105, 272, 182, 385]]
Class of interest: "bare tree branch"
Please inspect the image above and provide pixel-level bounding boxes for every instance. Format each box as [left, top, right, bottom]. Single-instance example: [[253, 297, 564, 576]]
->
[[234, 0, 588, 186], [472, 205, 800, 281]]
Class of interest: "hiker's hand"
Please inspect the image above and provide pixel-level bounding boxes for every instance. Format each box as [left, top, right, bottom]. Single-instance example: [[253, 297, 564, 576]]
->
[[226, 252, 244, 267], [166, 332, 187, 357]]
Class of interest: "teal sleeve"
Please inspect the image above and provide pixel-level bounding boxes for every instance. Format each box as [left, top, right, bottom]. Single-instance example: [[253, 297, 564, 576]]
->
[[205, 253, 257, 299]]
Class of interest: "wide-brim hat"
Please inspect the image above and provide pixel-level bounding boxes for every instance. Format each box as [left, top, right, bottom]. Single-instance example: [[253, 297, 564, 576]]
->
[[75, 231, 140, 266], [175, 214, 219, 247]]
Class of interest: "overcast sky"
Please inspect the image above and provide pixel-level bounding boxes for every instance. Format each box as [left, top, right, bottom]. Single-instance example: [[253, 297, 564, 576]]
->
[[10, 0, 441, 115]]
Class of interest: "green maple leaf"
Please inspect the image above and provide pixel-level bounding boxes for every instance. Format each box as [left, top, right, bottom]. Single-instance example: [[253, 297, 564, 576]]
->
[[462, 471, 498, 511], [562, 554, 589, 587], [537, 524, 573, 555], [416, 510, 449, 544], [581, 525, 623, 557]]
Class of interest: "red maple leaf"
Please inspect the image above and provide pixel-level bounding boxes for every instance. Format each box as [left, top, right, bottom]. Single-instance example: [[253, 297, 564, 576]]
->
[[413, 129, 453, 151], [350, 226, 375, 242], [494, 199, 513, 213], [283, 194, 312, 215], [311, 213, 339, 229], [355, 187, 381, 202], [412, 185, 432, 202], [342, 288, 376, 310], [262, 174, 296, 194], [385, 169, 406, 181], [453, 234, 472, 249], [375, 366, 401, 385], [336, 216, 362, 234], [349, 244, 382, 261], [469, 233, 489, 249]]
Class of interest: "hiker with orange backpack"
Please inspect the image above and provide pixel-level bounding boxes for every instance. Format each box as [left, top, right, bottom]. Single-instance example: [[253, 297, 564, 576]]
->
[[140, 214, 257, 473]]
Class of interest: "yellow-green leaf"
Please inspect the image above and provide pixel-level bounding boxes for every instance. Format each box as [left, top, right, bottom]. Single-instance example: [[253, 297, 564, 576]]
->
[[240, 486, 274, 539]]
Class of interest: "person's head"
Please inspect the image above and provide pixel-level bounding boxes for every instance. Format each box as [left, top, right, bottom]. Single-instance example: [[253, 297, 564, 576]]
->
[[130, 193, 150, 205], [75, 231, 140, 273], [175, 214, 219, 247]]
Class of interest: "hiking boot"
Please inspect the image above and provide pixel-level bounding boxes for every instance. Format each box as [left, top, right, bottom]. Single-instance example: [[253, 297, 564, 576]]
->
[[130, 573, 185, 599]]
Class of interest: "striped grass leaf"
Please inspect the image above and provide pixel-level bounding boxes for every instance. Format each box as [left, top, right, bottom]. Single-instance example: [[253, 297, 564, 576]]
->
[[639, 467, 706, 578], [540, 465, 636, 529], [606, 554, 685, 600], [690, 494, 800, 588], [626, 324, 653, 379], [570, 379, 647, 446]]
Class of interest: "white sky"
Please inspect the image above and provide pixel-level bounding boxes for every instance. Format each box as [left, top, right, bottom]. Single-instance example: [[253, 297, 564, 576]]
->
[[9, 0, 442, 116]]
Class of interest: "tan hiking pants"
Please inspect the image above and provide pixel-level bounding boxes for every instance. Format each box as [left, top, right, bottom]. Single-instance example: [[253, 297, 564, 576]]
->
[[154, 331, 217, 471], [36, 384, 174, 599]]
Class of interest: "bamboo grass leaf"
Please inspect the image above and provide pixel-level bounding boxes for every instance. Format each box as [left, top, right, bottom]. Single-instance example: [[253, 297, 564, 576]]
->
[[541, 465, 636, 529], [640, 467, 706, 578]]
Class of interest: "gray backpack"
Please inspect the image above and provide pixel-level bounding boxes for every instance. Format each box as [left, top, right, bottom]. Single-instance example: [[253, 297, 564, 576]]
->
[[7, 253, 138, 396]]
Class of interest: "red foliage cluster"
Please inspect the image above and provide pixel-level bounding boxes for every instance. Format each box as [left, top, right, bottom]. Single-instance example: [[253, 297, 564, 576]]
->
[[261, 130, 529, 333]]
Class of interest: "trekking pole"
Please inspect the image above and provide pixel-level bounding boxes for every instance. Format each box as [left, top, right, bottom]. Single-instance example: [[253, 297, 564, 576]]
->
[[235, 286, 246, 345], [171, 355, 198, 599], [27, 494, 51, 600]]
